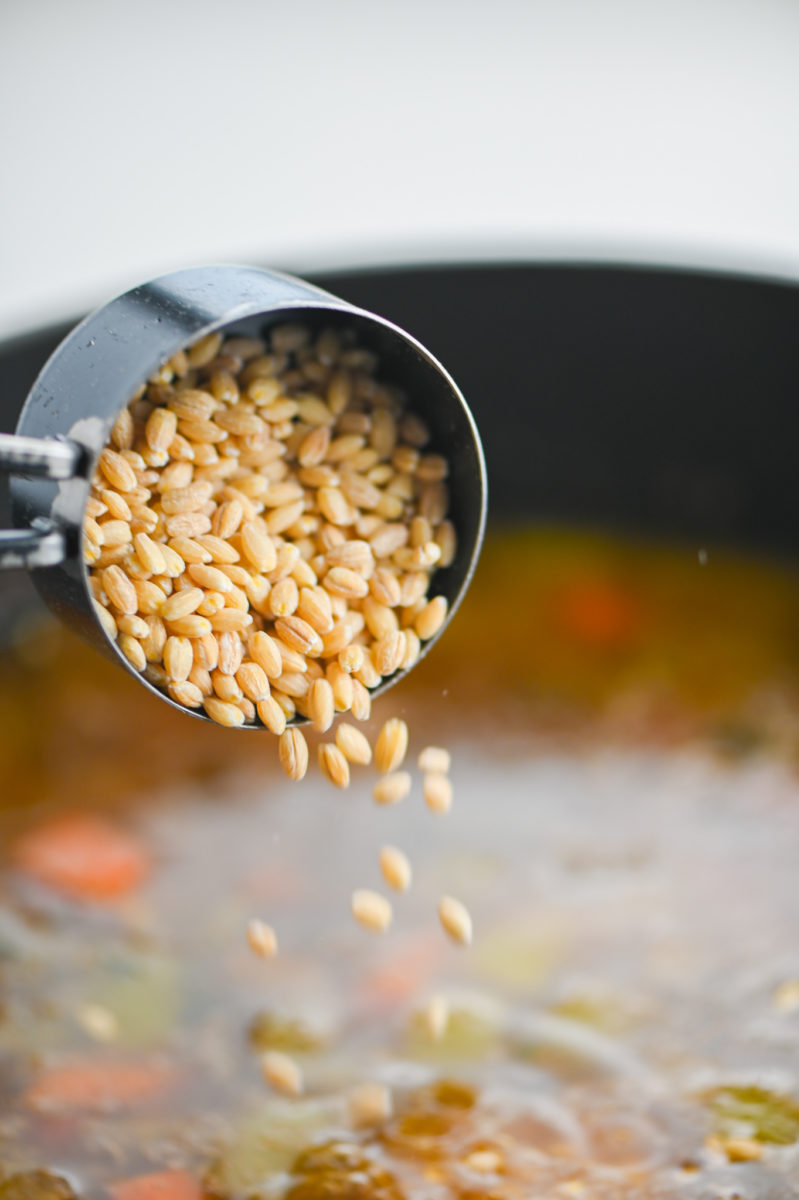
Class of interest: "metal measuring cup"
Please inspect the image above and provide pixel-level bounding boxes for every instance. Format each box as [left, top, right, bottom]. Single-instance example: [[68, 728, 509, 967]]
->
[[0, 265, 487, 724]]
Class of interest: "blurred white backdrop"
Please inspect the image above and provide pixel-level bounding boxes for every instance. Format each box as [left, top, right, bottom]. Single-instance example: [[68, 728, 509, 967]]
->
[[1, 0, 798, 338]]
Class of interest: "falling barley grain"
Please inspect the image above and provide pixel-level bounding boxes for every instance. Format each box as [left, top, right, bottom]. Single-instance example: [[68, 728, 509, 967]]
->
[[372, 771, 411, 806], [278, 727, 309, 781], [423, 772, 453, 814], [438, 895, 473, 945], [246, 918, 278, 959], [374, 718, 408, 773], [261, 1050, 303, 1096], [351, 889, 393, 933], [379, 846, 412, 892]]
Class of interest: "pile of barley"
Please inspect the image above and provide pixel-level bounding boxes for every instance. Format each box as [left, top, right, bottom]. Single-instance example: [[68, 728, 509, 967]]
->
[[84, 322, 454, 732]]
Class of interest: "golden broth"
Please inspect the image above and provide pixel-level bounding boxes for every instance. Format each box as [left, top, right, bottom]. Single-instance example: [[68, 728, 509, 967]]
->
[[2, 527, 799, 1199]]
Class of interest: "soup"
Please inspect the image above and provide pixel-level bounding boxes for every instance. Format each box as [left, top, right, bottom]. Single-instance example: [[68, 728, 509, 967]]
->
[[2, 527, 799, 1199]]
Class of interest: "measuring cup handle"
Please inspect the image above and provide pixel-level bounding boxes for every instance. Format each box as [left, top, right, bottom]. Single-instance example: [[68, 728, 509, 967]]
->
[[0, 433, 84, 569]]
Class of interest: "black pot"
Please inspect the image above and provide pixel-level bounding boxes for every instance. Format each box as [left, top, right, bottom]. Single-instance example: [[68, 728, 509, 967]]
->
[[2, 261, 797, 633]]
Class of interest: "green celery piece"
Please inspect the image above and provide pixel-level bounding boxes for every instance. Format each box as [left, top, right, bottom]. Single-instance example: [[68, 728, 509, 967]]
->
[[90, 953, 180, 1048], [406, 1006, 499, 1062], [204, 1104, 332, 1198], [702, 1085, 799, 1145], [472, 919, 565, 989], [247, 1012, 326, 1054]]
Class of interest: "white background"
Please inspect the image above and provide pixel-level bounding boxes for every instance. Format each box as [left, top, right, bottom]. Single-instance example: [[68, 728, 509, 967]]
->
[[1, 0, 798, 339]]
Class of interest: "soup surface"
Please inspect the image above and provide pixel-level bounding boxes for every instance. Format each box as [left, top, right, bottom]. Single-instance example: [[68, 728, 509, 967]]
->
[[3, 527, 799, 1199]]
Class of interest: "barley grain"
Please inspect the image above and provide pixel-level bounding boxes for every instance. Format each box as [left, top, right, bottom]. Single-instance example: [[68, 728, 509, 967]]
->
[[270, 577, 299, 617], [99, 448, 137, 492], [374, 718, 408, 773], [118, 634, 146, 671], [194, 633, 220, 671], [209, 608, 253, 633], [160, 587, 204, 621], [335, 723, 372, 765], [418, 746, 451, 774], [424, 994, 450, 1041], [211, 671, 242, 702], [379, 845, 412, 892], [100, 490, 132, 521], [163, 636, 193, 682], [167, 536, 211, 565], [236, 662, 270, 702], [415, 595, 448, 640], [370, 567, 401, 607], [196, 533, 241, 564], [350, 679, 371, 722], [166, 614, 213, 637], [275, 615, 322, 657], [256, 695, 286, 735], [203, 696, 245, 728], [246, 918, 278, 959], [261, 1050, 303, 1096], [296, 585, 333, 634], [348, 1082, 392, 1128], [308, 678, 335, 733], [139, 614, 169, 655], [373, 631, 405, 676], [94, 602, 118, 642], [164, 512, 212, 539], [296, 395, 334, 426], [325, 539, 374, 576], [144, 663, 169, 689], [197, 591, 226, 617], [373, 771, 411, 806], [266, 501, 306, 537], [248, 630, 282, 679], [423, 772, 452, 814], [318, 743, 350, 788], [168, 680, 204, 708], [435, 520, 457, 567], [160, 481, 213, 515], [160, 545, 187, 577], [418, 481, 448, 524], [370, 523, 408, 557], [110, 407, 134, 451], [338, 644, 364, 673], [187, 332, 223, 368], [351, 889, 392, 933], [102, 565, 138, 615], [145, 406, 178, 452], [324, 566, 369, 599], [321, 617, 359, 657], [438, 896, 473, 945], [98, 519, 132, 548], [463, 1150, 503, 1174], [363, 597, 399, 640], [401, 630, 421, 670], [78, 1003, 119, 1043], [188, 665, 213, 695], [272, 691, 296, 721], [278, 727, 309, 781], [298, 425, 330, 466]]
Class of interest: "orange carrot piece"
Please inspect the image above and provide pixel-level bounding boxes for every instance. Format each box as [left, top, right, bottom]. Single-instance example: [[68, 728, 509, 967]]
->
[[13, 812, 150, 900], [109, 1171, 202, 1200], [362, 932, 441, 1013], [26, 1058, 175, 1113], [556, 580, 643, 649]]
